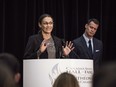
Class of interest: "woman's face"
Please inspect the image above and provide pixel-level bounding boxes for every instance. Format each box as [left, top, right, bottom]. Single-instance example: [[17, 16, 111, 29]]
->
[[39, 17, 53, 34]]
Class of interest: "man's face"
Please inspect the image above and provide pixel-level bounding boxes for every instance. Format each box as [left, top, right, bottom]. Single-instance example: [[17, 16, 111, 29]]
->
[[85, 21, 99, 38], [39, 17, 53, 34]]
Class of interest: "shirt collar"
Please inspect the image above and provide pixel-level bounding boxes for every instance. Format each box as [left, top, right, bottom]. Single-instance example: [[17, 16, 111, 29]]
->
[[83, 33, 93, 43]]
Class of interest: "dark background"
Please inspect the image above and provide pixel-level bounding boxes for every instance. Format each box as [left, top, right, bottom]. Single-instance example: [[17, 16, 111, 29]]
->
[[0, 0, 116, 86]]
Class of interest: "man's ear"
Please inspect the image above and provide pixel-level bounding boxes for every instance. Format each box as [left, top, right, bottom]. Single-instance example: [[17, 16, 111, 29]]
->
[[85, 24, 88, 29], [14, 73, 21, 83]]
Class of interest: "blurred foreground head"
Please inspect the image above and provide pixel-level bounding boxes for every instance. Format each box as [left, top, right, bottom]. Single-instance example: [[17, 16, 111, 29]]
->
[[53, 72, 79, 87], [0, 53, 20, 84], [92, 62, 116, 87], [0, 65, 16, 87]]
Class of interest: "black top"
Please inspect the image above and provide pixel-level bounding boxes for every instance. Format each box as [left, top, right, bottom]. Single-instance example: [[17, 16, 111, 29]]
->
[[24, 32, 63, 59]]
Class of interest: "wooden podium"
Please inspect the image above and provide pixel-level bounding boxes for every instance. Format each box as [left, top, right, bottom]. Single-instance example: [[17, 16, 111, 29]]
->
[[23, 59, 93, 87]]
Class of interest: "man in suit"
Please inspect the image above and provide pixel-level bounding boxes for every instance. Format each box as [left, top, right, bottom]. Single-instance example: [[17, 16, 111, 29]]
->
[[70, 18, 103, 72]]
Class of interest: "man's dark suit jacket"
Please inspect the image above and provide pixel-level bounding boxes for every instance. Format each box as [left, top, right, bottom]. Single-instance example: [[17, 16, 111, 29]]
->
[[70, 35, 103, 72], [24, 32, 62, 59]]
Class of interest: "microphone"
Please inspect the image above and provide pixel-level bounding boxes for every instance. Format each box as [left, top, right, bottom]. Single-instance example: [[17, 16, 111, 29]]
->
[[71, 49, 80, 59], [61, 39, 80, 59], [61, 39, 66, 46]]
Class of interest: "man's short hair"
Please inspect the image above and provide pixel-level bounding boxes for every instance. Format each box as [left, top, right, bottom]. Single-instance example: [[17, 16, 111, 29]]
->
[[0, 53, 20, 75]]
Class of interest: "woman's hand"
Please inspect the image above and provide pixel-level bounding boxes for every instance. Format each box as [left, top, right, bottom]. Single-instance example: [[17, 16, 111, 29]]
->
[[39, 40, 47, 53], [62, 41, 74, 56]]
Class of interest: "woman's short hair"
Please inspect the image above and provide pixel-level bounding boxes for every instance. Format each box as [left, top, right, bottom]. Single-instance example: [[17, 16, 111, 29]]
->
[[53, 72, 79, 87]]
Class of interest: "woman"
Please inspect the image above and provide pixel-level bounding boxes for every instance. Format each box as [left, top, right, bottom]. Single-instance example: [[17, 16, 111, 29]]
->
[[24, 14, 74, 59], [53, 72, 79, 87]]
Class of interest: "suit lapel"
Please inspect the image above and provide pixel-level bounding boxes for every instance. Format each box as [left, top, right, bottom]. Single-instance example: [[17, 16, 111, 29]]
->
[[81, 36, 93, 58], [92, 38, 97, 58], [35, 32, 44, 51]]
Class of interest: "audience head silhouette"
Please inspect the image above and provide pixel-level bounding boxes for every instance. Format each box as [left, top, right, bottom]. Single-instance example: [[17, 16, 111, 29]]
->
[[92, 62, 116, 87], [53, 72, 79, 87], [0, 53, 20, 84], [0, 64, 16, 87]]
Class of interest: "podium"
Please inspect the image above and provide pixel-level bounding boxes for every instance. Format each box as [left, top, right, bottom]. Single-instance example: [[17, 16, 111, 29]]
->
[[23, 59, 93, 87]]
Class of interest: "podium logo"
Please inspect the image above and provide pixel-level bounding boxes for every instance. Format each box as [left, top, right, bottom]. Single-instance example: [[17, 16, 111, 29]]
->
[[48, 61, 93, 86], [49, 63, 62, 85]]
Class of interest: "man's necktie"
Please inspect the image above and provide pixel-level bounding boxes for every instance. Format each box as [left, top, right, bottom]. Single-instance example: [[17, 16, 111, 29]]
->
[[88, 40, 93, 56]]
